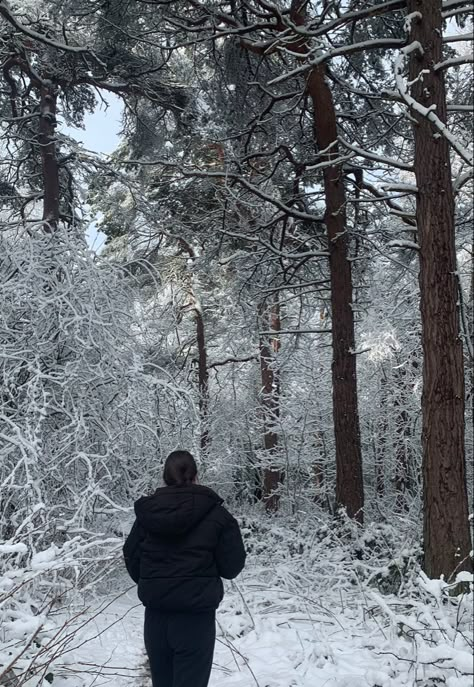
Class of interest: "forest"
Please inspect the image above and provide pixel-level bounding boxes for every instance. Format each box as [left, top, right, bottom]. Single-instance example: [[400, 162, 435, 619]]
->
[[0, 0, 473, 685]]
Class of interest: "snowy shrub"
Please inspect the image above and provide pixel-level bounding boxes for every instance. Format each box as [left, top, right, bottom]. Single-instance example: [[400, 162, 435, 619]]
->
[[368, 572, 473, 687], [237, 509, 422, 596], [0, 226, 162, 542], [215, 513, 473, 687], [0, 534, 121, 686], [0, 227, 159, 684]]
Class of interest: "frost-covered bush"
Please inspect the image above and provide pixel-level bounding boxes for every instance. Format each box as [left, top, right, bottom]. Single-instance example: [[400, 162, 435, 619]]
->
[[0, 534, 121, 686], [368, 572, 473, 687], [0, 226, 159, 544], [237, 509, 422, 595], [221, 511, 473, 687], [0, 226, 160, 682]]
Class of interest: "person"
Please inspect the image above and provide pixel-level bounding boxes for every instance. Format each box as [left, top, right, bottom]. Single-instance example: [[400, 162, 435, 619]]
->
[[123, 450, 246, 687]]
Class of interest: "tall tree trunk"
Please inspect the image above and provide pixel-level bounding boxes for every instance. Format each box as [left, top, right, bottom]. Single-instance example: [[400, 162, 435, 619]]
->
[[259, 297, 282, 512], [463, 244, 474, 469], [229, 0, 364, 521], [195, 302, 209, 454], [374, 435, 385, 500], [177, 238, 210, 455], [408, 0, 472, 578], [393, 364, 412, 512], [306, 65, 364, 523], [470, 249, 474, 455], [283, 0, 364, 522], [39, 84, 59, 232], [376, 372, 388, 499]]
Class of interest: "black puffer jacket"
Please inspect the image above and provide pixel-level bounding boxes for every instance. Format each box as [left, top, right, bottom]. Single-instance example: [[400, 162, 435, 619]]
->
[[123, 484, 246, 612]]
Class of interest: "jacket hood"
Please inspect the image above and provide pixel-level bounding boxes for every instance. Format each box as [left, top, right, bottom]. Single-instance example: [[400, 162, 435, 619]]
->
[[134, 484, 223, 537]]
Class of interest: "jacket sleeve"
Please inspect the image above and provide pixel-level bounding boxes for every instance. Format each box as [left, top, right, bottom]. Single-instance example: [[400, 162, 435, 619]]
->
[[215, 512, 246, 580], [123, 520, 144, 584]]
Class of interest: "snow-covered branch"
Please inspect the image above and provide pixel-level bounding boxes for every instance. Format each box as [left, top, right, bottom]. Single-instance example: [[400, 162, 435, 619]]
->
[[268, 38, 406, 86], [435, 55, 474, 71], [394, 46, 474, 166], [0, 0, 93, 55], [339, 138, 414, 171]]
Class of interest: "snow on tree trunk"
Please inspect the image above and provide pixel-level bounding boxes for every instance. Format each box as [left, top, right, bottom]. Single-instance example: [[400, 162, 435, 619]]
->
[[177, 238, 210, 456], [407, 0, 472, 579]]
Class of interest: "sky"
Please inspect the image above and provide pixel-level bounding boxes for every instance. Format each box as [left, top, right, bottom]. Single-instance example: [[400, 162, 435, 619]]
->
[[62, 94, 123, 253]]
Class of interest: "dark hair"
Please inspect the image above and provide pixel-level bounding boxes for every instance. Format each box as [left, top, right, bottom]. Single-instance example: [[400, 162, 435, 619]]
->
[[163, 450, 197, 487]]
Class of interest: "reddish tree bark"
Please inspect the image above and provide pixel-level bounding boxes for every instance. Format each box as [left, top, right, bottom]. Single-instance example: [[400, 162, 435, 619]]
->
[[282, 0, 364, 522], [210, 0, 365, 521], [38, 84, 60, 232], [468, 252, 474, 458], [408, 0, 472, 579], [305, 68, 364, 524], [376, 373, 389, 499]]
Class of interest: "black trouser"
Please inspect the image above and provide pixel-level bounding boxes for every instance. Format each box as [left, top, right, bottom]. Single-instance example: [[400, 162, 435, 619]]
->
[[144, 608, 216, 687]]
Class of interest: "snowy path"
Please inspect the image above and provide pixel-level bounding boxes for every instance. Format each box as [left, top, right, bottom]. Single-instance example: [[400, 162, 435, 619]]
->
[[54, 584, 380, 687], [50, 574, 473, 687]]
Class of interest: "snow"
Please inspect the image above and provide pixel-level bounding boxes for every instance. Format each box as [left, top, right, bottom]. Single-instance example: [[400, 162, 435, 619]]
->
[[456, 571, 474, 584], [0, 542, 28, 554], [394, 44, 474, 167], [403, 12, 422, 33], [31, 544, 59, 570], [387, 240, 420, 251], [1, 519, 472, 687], [339, 137, 413, 171], [435, 55, 474, 72], [0, 0, 88, 53], [380, 183, 417, 193], [6, 616, 45, 640], [33, 566, 472, 687]]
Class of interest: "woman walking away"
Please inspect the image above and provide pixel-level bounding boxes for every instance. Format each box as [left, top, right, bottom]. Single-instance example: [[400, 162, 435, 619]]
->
[[123, 450, 246, 687]]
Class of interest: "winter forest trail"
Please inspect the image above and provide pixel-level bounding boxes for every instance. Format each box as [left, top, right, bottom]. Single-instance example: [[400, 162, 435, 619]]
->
[[58, 584, 380, 687], [1, 2, 473, 686], [54, 568, 473, 687]]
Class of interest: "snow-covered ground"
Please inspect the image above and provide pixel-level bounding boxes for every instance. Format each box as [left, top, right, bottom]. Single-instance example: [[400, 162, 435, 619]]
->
[[51, 570, 473, 687], [3, 520, 472, 687]]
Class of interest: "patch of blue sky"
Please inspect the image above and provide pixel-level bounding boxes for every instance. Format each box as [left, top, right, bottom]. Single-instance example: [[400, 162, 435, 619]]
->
[[61, 94, 123, 253]]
